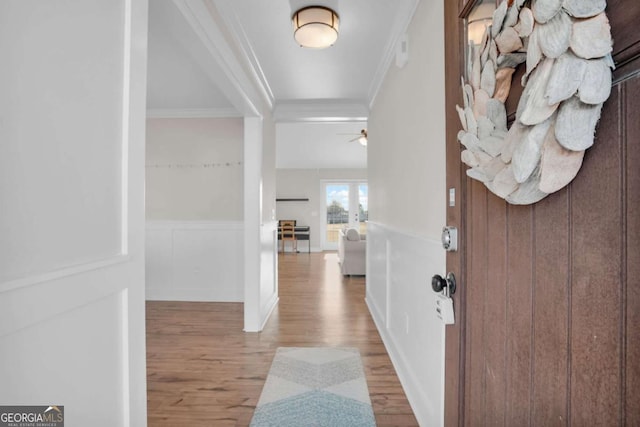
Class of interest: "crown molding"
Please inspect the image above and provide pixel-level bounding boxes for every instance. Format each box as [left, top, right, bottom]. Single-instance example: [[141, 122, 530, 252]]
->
[[172, 0, 262, 117], [367, 0, 420, 109], [172, 0, 419, 119], [146, 108, 242, 119], [212, 0, 275, 110], [273, 100, 369, 122]]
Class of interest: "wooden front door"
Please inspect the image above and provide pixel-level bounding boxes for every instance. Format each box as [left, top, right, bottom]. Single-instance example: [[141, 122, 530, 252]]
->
[[443, 0, 640, 425]]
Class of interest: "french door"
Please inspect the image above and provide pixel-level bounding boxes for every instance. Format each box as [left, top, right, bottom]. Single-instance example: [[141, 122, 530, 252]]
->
[[320, 181, 368, 250]]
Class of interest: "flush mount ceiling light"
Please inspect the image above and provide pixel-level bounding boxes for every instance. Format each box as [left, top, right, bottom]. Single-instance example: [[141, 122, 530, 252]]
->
[[292, 6, 339, 49]]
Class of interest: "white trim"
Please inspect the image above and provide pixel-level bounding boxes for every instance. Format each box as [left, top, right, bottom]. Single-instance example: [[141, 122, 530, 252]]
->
[[119, 288, 131, 427], [146, 107, 242, 118], [246, 294, 279, 333], [121, 0, 132, 257], [385, 238, 392, 328], [212, 0, 275, 110], [243, 118, 264, 331], [0, 255, 131, 294], [172, 0, 261, 117], [146, 220, 244, 230], [123, 0, 148, 423], [365, 220, 437, 244], [145, 288, 243, 302], [366, 296, 441, 426], [367, 0, 420, 109], [273, 101, 369, 123]]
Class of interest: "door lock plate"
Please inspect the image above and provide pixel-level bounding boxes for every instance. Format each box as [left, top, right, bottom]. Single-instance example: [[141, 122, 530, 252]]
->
[[442, 226, 458, 252]]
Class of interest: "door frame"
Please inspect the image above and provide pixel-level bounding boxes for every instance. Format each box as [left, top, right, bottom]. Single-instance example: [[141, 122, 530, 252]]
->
[[443, 0, 474, 424], [0, 0, 149, 423], [320, 180, 367, 250]]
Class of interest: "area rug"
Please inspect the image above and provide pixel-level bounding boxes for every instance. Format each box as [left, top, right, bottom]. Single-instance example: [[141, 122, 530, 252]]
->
[[250, 347, 376, 426]]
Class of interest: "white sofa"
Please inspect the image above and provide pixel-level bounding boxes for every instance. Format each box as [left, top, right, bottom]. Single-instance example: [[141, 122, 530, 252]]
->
[[338, 228, 366, 276]]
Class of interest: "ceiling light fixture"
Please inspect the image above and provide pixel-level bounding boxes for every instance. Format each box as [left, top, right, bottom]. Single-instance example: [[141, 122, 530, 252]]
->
[[292, 6, 339, 49], [358, 129, 367, 146]]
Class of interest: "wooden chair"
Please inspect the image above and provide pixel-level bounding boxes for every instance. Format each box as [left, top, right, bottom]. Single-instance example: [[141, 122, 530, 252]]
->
[[279, 220, 297, 253]]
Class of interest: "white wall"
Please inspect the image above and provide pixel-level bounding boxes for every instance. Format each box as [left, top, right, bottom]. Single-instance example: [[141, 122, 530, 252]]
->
[[367, 0, 447, 425], [276, 168, 367, 251], [146, 117, 243, 221], [145, 117, 245, 302]]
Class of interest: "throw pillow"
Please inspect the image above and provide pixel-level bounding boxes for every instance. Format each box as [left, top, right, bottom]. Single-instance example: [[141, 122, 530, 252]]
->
[[345, 228, 360, 241]]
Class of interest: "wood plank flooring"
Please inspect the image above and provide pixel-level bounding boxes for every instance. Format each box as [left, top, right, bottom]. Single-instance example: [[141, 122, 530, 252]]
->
[[146, 252, 418, 426]]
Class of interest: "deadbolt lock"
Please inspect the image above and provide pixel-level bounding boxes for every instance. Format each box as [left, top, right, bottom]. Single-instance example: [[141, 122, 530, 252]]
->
[[441, 226, 458, 252]]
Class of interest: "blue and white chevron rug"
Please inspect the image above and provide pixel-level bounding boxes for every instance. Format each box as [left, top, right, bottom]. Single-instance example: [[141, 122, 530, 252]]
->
[[250, 347, 376, 427]]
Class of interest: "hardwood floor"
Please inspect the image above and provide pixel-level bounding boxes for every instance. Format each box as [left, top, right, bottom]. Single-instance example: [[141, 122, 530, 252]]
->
[[146, 252, 418, 426]]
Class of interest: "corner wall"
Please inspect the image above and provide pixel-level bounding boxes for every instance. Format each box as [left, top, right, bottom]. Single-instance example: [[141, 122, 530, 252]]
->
[[367, 0, 447, 424], [145, 117, 244, 302]]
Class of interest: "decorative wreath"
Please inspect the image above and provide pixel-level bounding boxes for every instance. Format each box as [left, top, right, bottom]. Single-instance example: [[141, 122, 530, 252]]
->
[[457, 0, 614, 204]]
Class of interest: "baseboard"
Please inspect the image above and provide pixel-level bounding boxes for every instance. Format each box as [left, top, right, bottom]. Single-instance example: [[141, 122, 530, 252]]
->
[[259, 295, 279, 332], [365, 221, 445, 426], [366, 296, 437, 425], [146, 289, 242, 302]]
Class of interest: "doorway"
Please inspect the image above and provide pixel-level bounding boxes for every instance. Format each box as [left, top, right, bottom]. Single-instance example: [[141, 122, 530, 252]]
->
[[320, 181, 368, 250]]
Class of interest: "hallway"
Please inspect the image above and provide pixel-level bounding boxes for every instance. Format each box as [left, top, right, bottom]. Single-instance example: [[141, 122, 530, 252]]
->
[[146, 252, 418, 426]]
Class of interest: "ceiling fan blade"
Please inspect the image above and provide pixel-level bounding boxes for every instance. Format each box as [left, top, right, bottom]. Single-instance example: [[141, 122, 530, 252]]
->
[[337, 129, 367, 144]]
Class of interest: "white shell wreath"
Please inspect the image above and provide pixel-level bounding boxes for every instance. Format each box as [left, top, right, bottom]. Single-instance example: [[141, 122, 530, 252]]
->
[[457, 0, 614, 204]]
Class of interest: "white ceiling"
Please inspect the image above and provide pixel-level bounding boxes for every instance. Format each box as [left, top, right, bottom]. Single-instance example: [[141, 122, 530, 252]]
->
[[146, 0, 418, 168], [147, 0, 234, 113], [276, 121, 368, 169]]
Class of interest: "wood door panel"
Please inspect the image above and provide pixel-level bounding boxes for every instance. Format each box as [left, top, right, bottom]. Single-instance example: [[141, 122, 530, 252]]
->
[[569, 85, 623, 425], [464, 180, 488, 425], [532, 191, 570, 425], [484, 195, 508, 425], [625, 72, 640, 426], [505, 205, 534, 425]]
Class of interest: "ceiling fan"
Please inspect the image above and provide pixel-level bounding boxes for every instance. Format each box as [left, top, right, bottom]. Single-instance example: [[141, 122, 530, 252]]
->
[[339, 129, 367, 146]]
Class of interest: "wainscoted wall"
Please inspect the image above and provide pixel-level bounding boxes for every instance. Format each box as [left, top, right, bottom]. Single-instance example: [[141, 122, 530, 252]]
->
[[146, 221, 243, 302], [1, 0, 148, 422], [366, 221, 446, 425]]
